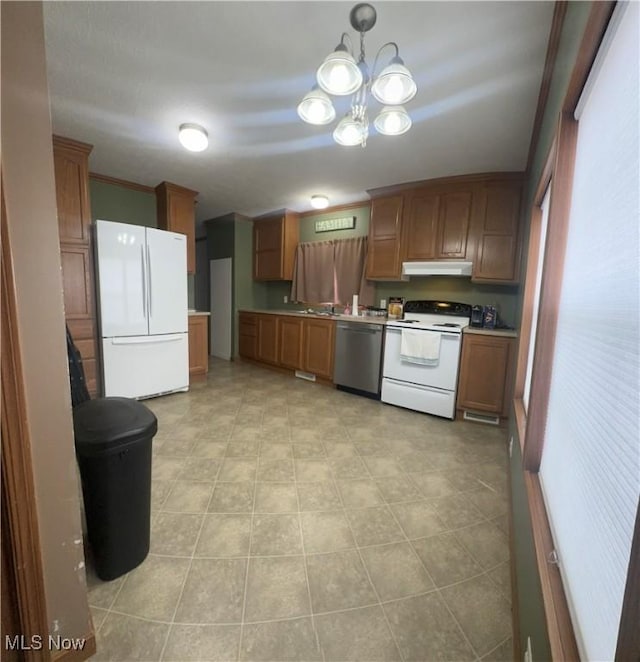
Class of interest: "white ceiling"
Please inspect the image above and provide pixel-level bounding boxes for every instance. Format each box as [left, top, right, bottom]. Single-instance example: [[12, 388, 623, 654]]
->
[[43, 1, 554, 223]]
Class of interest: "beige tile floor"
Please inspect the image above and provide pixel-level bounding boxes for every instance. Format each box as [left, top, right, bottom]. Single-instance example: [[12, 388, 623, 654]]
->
[[86, 359, 513, 662]]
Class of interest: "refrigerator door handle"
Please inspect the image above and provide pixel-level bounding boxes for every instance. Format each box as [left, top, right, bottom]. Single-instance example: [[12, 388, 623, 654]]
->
[[146, 243, 152, 317], [110, 334, 184, 345], [140, 245, 147, 319]]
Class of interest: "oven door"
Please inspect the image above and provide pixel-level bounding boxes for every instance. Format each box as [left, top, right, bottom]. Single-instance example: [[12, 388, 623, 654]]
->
[[382, 326, 462, 391]]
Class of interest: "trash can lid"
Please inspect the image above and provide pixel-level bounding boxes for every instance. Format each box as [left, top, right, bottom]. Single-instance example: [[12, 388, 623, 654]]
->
[[73, 397, 158, 455]]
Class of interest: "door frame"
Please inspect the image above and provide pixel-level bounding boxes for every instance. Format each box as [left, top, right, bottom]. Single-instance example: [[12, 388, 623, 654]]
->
[[1, 183, 51, 661]]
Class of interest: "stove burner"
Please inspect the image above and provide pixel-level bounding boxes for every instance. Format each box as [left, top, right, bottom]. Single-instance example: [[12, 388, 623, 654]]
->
[[432, 322, 461, 328], [396, 319, 420, 323]]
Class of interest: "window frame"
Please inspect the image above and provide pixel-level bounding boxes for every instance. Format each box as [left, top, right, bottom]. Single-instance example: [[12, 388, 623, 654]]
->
[[510, 2, 640, 659]]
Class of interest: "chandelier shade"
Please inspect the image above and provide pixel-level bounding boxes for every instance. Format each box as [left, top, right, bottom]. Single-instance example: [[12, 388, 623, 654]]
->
[[297, 87, 336, 125], [316, 46, 363, 96], [374, 105, 412, 135], [297, 3, 417, 147], [371, 58, 417, 105], [333, 114, 367, 146]]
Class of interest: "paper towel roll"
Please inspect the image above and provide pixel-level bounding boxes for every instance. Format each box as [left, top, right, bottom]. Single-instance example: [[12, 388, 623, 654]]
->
[[351, 294, 359, 316]]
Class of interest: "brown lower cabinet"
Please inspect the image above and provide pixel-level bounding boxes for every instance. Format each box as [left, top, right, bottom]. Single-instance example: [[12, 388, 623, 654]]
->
[[239, 312, 258, 359], [239, 312, 335, 381], [278, 316, 304, 370], [456, 333, 516, 418], [302, 318, 335, 380], [188, 315, 209, 380], [256, 315, 278, 365]]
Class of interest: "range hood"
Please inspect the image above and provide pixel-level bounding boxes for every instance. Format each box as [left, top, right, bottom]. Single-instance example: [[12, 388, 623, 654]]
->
[[401, 260, 473, 277]]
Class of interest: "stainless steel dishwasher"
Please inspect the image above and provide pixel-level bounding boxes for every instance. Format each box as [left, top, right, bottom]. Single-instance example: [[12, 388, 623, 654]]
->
[[333, 321, 384, 396]]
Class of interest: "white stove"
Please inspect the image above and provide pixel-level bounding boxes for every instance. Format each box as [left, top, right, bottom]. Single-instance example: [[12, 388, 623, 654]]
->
[[382, 301, 472, 419]]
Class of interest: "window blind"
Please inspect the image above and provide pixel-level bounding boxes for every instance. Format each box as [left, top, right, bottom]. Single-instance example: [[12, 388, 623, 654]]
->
[[539, 3, 640, 660]]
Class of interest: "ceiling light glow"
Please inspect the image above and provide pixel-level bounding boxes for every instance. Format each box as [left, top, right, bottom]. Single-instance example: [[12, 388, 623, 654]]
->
[[311, 195, 330, 209], [179, 123, 209, 152]]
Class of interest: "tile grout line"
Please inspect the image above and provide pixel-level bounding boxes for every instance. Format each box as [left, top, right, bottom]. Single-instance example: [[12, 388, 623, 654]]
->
[[291, 431, 325, 662], [101, 571, 499, 631], [156, 444, 223, 662], [326, 432, 407, 662], [380, 438, 484, 661], [114, 370, 510, 661], [479, 634, 513, 660], [235, 404, 261, 662]]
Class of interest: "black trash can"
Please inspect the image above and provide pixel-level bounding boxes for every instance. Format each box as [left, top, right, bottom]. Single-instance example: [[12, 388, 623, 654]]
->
[[73, 397, 157, 581]]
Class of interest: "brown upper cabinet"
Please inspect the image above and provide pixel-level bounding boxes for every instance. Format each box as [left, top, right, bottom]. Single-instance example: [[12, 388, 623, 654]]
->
[[471, 180, 523, 283], [366, 173, 523, 284], [404, 188, 472, 260], [253, 210, 299, 281], [52, 135, 100, 396], [53, 136, 93, 243], [365, 195, 404, 280], [155, 181, 198, 273]]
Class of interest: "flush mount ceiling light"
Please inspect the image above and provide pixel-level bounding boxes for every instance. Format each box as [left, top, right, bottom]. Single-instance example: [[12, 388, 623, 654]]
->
[[310, 194, 330, 209], [178, 123, 208, 152], [297, 3, 417, 148]]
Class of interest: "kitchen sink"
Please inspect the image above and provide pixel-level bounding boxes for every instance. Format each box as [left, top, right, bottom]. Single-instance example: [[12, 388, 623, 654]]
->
[[293, 309, 339, 317]]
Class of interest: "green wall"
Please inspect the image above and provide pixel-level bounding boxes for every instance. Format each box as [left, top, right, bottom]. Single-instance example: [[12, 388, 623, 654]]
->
[[376, 280, 519, 328], [299, 205, 371, 243], [89, 179, 157, 227], [509, 2, 592, 658], [207, 216, 235, 260]]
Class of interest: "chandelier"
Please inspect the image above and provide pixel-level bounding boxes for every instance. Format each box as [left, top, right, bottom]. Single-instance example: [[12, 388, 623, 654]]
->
[[297, 3, 417, 147]]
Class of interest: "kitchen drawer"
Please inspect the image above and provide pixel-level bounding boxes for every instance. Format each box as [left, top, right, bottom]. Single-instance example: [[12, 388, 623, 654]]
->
[[239, 319, 257, 337]]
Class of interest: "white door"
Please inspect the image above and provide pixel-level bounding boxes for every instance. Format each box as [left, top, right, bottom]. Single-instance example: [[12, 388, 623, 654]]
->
[[96, 220, 148, 338], [146, 227, 188, 335], [210, 258, 232, 360]]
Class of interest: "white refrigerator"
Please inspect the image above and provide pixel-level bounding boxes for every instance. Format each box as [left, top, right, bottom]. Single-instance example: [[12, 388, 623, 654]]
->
[[95, 219, 189, 399]]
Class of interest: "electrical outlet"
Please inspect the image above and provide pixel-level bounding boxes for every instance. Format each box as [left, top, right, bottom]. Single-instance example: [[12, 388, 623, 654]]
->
[[283, 295, 288, 304], [509, 436, 514, 458], [524, 636, 533, 662]]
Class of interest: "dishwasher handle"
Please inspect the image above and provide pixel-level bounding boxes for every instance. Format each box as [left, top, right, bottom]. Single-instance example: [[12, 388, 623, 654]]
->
[[337, 322, 382, 333]]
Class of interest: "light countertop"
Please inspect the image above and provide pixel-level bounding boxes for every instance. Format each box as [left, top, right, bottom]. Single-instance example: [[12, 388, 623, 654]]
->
[[463, 327, 518, 338], [239, 309, 388, 325], [240, 309, 519, 335], [188, 310, 211, 317]]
